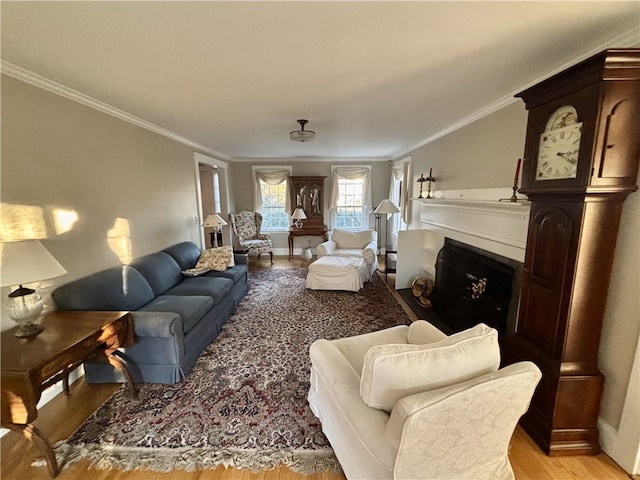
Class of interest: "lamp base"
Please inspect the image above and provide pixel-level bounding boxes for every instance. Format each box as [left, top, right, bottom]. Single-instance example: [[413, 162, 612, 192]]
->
[[15, 323, 45, 338]]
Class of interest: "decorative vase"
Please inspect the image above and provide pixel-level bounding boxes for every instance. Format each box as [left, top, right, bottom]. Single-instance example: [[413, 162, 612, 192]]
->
[[301, 247, 313, 261]]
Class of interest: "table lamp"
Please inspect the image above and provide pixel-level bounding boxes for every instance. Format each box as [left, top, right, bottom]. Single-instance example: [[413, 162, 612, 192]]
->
[[1, 240, 67, 337], [203, 214, 228, 247], [292, 208, 307, 229]]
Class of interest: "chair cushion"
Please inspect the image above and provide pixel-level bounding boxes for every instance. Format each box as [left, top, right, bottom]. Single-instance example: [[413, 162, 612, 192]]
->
[[195, 245, 235, 271], [360, 323, 500, 412], [332, 229, 376, 249], [139, 295, 213, 334], [407, 320, 448, 345]]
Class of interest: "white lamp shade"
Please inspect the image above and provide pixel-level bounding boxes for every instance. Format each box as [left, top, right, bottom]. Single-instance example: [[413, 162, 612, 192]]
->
[[292, 208, 307, 220], [374, 199, 400, 215], [1, 240, 67, 287], [203, 214, 228, 227]]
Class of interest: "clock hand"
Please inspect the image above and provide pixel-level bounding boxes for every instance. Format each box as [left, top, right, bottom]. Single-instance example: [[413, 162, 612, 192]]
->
[[557, 151, 578, 164]]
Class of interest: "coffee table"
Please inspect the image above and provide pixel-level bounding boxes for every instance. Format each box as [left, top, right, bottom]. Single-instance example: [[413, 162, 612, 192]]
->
[[1, 310, 136, 477]]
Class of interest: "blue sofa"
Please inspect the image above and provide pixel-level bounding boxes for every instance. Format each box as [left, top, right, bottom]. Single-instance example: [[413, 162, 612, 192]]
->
[[51, 241, 249, 384]]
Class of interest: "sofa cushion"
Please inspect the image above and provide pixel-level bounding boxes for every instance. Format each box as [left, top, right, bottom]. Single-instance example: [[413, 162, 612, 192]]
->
[[52, 265, 155, 311], [139, 295, 214, 334], [130, 252, 183, 296], [163, 241, 201, 270], [360, 323, 500, 412], [204, 264, 247, 284], [332, 229, 376, 249], [165, 276, 234, 304], [195, 245, 235, 271]]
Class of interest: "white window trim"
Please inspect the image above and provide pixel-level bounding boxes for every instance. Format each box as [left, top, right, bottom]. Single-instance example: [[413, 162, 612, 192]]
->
[[330, 164, 372, 231], [252, 165, 293, 232]]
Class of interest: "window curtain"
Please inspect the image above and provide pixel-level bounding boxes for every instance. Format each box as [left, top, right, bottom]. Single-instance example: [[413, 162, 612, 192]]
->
[[328, 166, 372, 212], [390, 161, 410, 223], [254, 169, 292, 214]]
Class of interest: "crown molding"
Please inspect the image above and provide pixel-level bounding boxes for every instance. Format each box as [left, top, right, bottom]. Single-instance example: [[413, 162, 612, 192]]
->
[[391, 27, 640, 161], [1, 61, 232, 161]]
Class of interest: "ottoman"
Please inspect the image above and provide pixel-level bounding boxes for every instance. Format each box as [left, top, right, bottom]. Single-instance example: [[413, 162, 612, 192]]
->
[[306, 256, 370, 292]]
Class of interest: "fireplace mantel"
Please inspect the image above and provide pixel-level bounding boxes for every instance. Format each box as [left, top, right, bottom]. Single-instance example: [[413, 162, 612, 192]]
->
[[418, 188, 531, 262], [396, 188, 531, 289]]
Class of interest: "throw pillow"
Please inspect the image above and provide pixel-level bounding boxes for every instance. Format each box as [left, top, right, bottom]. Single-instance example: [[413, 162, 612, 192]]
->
[[195, 245, 234, 272], [360, 323, 500, 412]]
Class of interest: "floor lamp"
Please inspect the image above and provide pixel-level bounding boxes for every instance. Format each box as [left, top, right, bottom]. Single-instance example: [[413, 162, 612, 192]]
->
[[373, 199, 400, 253]]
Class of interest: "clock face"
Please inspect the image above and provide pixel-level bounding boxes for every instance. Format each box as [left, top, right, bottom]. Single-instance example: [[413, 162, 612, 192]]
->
[[536, 106, 582, 180]]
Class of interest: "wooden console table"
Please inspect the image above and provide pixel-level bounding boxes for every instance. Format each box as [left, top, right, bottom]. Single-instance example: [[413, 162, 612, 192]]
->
[[288, 226, 328, 260], [1, 310, 137, 477]]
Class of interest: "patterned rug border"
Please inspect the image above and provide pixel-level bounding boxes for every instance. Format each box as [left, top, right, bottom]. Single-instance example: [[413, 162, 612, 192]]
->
[[37, 441, 340, 474]]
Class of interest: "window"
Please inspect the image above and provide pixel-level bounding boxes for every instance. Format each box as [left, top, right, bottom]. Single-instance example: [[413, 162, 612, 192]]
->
[[213, 171, 221, 214], [335, 177, 366, 230], [253, 166, 292, 232], [259, 180, 289, 231], [329, 164, 371, 231]]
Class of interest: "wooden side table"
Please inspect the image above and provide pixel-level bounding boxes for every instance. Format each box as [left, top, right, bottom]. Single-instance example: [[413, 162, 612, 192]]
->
[[1, 310, 136, 477], [288, 226, 328, 260]]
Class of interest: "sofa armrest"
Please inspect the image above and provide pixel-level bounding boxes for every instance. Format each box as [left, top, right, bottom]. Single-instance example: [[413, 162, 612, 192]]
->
[[362, 240, 378, 265], [234, 253, 249, 265], [256, 233, 271, 240], [317, 240, 337, 257], [130, 311, 184, 338]]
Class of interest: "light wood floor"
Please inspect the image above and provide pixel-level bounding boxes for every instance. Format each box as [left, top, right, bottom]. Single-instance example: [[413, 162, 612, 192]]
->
[[1, 256, 633, 480]]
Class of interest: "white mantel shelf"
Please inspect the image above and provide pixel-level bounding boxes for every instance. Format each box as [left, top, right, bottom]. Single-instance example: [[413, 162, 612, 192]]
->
[[395, 189, 533, 289], [414, 189, 531, 265]]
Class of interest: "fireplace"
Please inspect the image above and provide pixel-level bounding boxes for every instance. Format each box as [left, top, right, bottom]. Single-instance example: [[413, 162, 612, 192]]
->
[[396, 188, 531, 335], [431, 238, 522, 335]]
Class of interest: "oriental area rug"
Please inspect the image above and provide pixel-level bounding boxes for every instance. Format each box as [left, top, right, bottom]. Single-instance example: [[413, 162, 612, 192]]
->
[[48, 267, 411, 474]]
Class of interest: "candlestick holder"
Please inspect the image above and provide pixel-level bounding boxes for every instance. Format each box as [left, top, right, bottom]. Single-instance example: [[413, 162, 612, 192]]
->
[[417, 172, 437, 199], [417, 173, 427, 198], [425, 173, 436, 199], [500, 158, 522, 202]]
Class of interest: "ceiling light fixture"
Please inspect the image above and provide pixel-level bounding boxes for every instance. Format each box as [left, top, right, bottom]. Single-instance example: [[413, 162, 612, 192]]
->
[[289, 119, 316, 142]]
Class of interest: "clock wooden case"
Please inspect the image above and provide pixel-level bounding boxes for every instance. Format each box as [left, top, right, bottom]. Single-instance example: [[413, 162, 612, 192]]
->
[[502, 49, 640, 455]]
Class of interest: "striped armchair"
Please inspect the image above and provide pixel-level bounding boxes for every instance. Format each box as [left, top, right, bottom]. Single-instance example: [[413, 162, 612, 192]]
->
[[229, 211, 273, 264]]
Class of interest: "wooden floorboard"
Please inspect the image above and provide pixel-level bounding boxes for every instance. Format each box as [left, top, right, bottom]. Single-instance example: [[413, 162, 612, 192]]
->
[[1, 256, 632, 479]]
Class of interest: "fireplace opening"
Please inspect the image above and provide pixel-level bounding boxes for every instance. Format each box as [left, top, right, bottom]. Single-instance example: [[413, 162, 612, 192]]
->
[[397, 238, 523, 335], [429, 238, 521, 335]]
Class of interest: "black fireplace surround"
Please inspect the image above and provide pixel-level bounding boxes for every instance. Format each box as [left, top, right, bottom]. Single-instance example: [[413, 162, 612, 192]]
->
[[401, 238, 522, 336]]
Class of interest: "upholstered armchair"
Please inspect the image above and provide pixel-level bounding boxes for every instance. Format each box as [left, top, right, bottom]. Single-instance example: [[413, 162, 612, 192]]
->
[[316, 229, 378, 276], [229, 211, 273, 264], [308, 321, 541, 479]]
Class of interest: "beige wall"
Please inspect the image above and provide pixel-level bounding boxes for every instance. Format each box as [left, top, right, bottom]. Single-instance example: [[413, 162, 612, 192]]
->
[[230, 159, 390, 250], [1, 75, 204, 329], [401, 98, 640, 441]]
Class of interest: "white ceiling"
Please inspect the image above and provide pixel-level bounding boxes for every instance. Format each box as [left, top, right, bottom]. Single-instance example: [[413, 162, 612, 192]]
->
[[2, 1, 639, 160]]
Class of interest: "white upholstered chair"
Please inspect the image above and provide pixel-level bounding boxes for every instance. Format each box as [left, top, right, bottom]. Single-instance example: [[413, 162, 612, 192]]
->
[[308, 321, 541, 479], [316, 229, 378, 276], [229, 211, 273, 264]]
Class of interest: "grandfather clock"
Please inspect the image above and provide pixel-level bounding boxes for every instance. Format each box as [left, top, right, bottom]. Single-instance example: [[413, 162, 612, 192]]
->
[[502, 49, 640, 455]]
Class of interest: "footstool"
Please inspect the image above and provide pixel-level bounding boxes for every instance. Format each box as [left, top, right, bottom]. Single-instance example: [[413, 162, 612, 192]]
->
[[305, 256, 370, 292]]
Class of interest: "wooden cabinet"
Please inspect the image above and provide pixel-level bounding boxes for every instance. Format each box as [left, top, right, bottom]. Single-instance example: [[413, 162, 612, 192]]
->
[[290, 176, 326, 229], [502, 49, 640, 455]]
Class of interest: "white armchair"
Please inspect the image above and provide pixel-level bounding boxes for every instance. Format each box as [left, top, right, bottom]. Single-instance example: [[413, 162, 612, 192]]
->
[[308, 321, 541, 480], [317, 229, 378, 276]]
